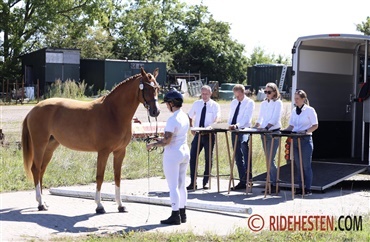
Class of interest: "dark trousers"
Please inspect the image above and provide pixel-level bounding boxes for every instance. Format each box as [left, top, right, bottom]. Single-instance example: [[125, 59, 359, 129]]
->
[[189, 133, 215, 185], [231, 132, 251, 185], [293, 136, 313, 190]]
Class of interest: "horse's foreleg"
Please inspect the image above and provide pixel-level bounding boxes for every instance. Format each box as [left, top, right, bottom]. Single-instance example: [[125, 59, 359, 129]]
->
[[95, 151, 110, 214], [113, 149, 126, 213]]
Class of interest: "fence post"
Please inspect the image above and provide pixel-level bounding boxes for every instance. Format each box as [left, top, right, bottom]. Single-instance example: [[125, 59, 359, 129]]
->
[[37, 79, 40, 103], [21, 79, 24, 104], [2, 80, 4, 103], [6, 80, 9, 104], [15, 79, 18, 105]]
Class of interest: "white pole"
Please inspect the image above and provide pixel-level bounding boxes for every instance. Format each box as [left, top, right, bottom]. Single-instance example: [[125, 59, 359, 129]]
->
[[49, 188, 252, 215]]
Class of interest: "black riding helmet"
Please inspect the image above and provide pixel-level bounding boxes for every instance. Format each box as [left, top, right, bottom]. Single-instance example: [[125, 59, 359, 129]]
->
[[162, 89, 183, 107]]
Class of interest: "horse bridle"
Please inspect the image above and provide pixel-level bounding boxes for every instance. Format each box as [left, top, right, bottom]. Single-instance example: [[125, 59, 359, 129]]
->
[[139, 78, 161, 150], [139, 78, 160, 110]]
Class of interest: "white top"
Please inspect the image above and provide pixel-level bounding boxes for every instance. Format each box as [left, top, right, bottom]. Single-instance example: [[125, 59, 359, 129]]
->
[[228, 95, 255, 129], [165, 109, 190, 150], [289, 105, 318, 132], [257, 99, 283, 130], [188, 99, 221, 127]]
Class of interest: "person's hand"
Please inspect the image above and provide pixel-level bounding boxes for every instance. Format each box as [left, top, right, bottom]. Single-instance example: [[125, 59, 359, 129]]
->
[[257, 127, 267, 131], [298, 130, 306, 134], [229, 125, 237, 130], [146, 143, 154, 151]]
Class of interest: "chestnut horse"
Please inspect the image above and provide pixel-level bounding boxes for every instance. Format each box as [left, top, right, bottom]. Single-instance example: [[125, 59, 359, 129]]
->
[[22, 68, 160, 213]]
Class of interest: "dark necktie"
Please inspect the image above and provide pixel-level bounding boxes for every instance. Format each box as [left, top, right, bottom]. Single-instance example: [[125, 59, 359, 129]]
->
[[199, 103, 206, 127], [231, 101, 241, 125], [296, 104, 304, 115]]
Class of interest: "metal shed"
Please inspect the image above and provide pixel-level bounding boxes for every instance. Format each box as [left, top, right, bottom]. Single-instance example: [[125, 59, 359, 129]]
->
[[80, 59, 166, 93], [20, 48, 80, 94], [247, 64, 292, 93]]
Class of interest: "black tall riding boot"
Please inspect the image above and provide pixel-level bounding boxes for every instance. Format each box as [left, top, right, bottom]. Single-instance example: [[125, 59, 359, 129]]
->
[[160, 210, 181, 225], [179, 207, 187, 223]]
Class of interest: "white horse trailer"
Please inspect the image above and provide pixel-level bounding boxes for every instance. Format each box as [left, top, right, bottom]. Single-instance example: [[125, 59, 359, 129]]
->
[[255, 34, 370, 191]]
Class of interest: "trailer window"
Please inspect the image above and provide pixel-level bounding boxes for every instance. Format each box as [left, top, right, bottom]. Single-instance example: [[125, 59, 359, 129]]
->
[[359, 56, 370, 83]]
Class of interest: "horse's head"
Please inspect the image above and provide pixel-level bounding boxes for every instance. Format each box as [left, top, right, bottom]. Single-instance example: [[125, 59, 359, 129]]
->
[[139, 68, 161, 117]]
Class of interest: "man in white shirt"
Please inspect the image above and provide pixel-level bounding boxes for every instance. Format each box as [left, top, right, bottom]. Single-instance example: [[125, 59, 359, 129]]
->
[[187, 85, 221, 190], [228, 84, 255, 190]]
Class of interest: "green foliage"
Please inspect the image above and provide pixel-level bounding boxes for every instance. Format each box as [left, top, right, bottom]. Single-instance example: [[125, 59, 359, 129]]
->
[[356, 16, 370, 35], [0, 0, 113, 80], [45, 79, 88, 99], [169, 5, 249, 83], [248, 47, 291, 66]]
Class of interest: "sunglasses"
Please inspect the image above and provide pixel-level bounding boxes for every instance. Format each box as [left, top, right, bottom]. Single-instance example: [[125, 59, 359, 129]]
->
[[264, 90, 273, 94]]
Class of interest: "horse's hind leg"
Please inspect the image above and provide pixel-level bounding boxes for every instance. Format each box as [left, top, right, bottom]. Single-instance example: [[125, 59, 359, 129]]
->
[[40, 138, 60, 195], [95, 151, 110, 214], [31, 140, 49, 211], [113, 149, 126, 213], [32, 138, 59, 211]]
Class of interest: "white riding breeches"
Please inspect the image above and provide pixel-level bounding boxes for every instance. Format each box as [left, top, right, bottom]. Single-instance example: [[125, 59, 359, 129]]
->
[[163, 144, 190, 211]]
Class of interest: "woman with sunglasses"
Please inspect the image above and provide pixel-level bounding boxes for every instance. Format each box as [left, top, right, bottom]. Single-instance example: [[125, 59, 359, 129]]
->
[[282, 90, 318, 196], [254, 83, 283, 193]]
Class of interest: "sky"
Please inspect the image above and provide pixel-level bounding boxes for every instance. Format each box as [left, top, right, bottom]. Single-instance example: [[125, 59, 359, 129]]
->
[[185, 0, 370, 58]]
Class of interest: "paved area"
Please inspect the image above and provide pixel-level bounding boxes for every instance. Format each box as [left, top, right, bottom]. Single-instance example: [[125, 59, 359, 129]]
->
[[1, 177, 369, 241]]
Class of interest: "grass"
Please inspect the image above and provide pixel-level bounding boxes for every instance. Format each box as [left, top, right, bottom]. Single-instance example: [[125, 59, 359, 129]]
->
[[0, 104, 292, 192], [0, 128, 289, 192], [47, 216, 370, 241]]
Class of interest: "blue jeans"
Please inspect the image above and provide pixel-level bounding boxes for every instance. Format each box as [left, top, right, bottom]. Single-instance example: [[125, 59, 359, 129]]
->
[[293, 136, 313, 190], [189, 133, 215, 185], [231, 132, 251, 185], [261, 134, 278, 185]]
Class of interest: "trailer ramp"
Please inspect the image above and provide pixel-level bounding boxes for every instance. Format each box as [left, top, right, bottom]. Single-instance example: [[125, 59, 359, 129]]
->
[[253, 161, 368, 191]]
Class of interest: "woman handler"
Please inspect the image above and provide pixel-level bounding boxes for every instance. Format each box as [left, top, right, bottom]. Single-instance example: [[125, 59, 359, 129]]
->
[[146, 89, 190, 225], [254, 83, 283, 192], [282, 90, 318, 195]]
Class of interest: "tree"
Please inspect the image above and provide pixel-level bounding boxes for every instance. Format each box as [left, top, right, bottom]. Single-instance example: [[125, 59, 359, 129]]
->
[[356, 16, 370, 35], [0, 0, 112, 81], [112, 0, 185, 64], [169, 5, 248, 83]]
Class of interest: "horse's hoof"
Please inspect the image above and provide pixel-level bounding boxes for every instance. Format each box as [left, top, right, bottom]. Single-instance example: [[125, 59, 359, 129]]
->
[[118, 206, 127, 213], [38, 205, 48, 211], [95, 207, 106, 214]]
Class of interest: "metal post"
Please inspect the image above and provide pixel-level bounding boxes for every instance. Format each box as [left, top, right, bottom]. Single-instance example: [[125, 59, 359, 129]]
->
[[362, 40, 369, 162], [364, 40, 369, 164]]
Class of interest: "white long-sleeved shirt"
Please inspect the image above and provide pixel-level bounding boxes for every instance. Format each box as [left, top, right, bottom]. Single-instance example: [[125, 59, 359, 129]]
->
[[289, 105, 318, 132], [228, 95, 255, 129], [257, 99, 283, 130], [188, 99, 221, 127]]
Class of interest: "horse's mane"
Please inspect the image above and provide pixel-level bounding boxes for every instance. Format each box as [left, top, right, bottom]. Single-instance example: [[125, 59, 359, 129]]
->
[[101, 73, 142, 101]]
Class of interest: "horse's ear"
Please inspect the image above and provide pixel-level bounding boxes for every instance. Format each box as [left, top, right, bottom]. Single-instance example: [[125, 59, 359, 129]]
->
[[140, 67, 147, 77], [153, 68, 159, 78]]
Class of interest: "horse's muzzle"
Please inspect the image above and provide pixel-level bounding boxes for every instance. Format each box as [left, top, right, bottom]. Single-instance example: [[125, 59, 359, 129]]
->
[[149, 107, 160, 117]]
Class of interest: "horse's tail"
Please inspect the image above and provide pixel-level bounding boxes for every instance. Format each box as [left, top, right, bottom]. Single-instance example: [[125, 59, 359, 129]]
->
[[22, 115, 33, 180]]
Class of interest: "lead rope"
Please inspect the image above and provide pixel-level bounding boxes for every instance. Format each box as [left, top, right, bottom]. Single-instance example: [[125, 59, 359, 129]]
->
[[144, 112, 159, 223]]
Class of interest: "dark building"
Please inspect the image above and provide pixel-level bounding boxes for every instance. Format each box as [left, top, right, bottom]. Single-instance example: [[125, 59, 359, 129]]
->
[[80, 59, 167, 94], [247, 64, 292, 93], [20, 48, 80, 94]]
